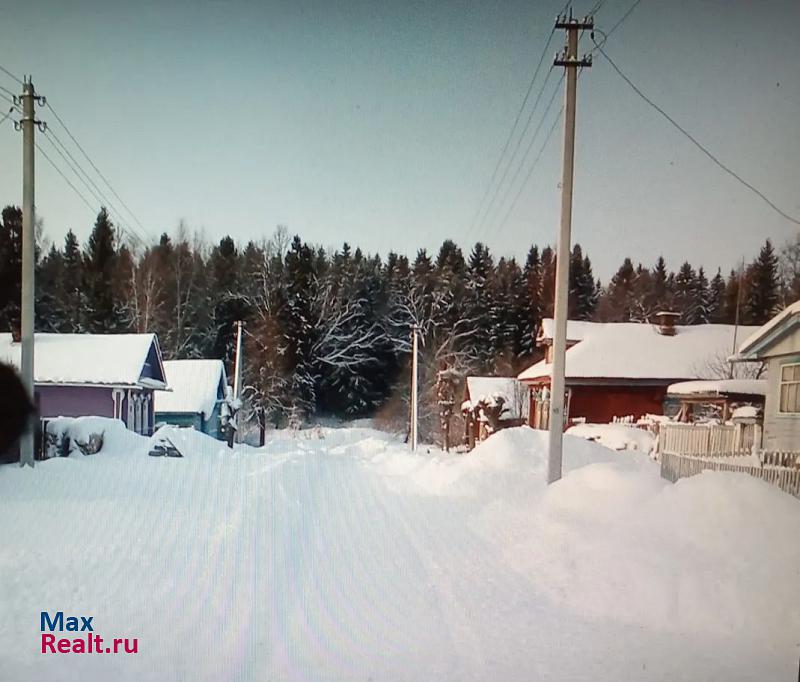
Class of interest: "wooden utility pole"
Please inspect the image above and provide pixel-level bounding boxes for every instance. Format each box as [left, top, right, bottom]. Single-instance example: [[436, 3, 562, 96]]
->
[[17, 78, 45, 468], [547, 12, 592, 484], [410, 324, 419, 451]]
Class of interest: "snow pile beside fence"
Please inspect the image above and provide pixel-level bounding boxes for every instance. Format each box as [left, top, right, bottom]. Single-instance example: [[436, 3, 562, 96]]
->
[[565, 422, 656, 456], [478, 462, 800, 644]]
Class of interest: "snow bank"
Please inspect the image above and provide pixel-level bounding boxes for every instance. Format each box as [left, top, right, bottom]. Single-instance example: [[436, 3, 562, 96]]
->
[[566, 422, 656, 456], [479, 462, 800, 645], [45, 416, 146, 456], [368, 426, 625, 497]]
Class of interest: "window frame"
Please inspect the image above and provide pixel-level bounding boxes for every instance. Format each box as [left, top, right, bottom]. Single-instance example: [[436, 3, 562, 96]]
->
[[778, 361, 800, 415]]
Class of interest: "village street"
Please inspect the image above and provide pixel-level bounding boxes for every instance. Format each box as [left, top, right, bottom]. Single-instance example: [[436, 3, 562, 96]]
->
[[1, 425, 797, 681]]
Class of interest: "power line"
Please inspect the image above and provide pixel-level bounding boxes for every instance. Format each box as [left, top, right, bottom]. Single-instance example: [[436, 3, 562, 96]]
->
[[474, 67, 558, 236], [487, 72, 564, 231], [35, 140, 97, 214], [593, 39, 800, 226], [0, 63, 23, 85], [466, 0, 571, 240], [600, 0, 644, 41], [0, 83, 18, 99], [497, 105, 564, 233], [41, 127, 146, 247], [44, 100, 153, 242]]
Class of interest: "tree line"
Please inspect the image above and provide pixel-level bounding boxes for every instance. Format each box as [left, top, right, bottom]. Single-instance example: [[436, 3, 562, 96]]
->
[[0, 204, 794, 432]]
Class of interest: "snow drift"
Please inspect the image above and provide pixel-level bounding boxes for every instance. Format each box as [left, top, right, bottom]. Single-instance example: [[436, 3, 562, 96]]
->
[[0, 424, 797, 681]]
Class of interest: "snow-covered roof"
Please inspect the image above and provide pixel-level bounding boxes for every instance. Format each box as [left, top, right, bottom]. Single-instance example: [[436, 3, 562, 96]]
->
[[539, 319, 596, 344], [737, 300, 800, 359], [667, 379, 767, 397], [465, 376, 528, 418], [155, 359, 227, 419], [518, 321, 761, 383], [0, 333, 167, 388]]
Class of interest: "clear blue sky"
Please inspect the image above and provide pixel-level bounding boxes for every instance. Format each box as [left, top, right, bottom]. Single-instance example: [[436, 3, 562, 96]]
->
[[0, 0, 797, 279]]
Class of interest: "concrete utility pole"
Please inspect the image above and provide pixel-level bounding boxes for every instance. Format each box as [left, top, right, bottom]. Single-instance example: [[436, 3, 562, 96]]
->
[[410, 324, 419, 451], [547, 12, 592, 484], [18, 78, 45, 468]]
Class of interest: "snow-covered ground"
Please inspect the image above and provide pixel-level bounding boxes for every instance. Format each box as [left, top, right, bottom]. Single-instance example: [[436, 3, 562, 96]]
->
[[566, 421, 656, 456], [1, 423, 798, 681]]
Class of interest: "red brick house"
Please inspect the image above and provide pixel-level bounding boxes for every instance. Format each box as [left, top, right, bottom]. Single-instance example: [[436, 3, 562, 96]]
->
[[517, 316, 760, 427]]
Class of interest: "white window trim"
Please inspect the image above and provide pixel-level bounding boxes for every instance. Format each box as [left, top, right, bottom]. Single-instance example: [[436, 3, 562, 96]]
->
[[778, 361, 800, 415]]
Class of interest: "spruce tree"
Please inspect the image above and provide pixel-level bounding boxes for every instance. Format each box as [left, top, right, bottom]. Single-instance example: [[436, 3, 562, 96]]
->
[[744, 239, 780, 325], [520, 245, 542, 359], [82, 207, 123, 332], [673, 261, 697, 324], [0, 206, 22, 333], [708, 268, 726, 323]]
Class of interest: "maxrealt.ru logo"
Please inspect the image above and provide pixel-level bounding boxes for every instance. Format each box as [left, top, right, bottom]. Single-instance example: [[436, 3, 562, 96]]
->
[[40, 612, 138, 654]]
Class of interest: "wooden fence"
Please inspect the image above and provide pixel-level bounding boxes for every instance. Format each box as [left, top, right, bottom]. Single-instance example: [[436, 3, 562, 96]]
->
[[660, 451, 800, 499], [659, 422, 761, 457]]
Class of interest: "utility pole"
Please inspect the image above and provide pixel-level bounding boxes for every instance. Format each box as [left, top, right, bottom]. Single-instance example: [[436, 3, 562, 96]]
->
[[16, 78, 46, 468], [232, 320, 243, 444], [729, 259, 745, 379], [547, 12, 592, 484], [410, 324, 419, 451]]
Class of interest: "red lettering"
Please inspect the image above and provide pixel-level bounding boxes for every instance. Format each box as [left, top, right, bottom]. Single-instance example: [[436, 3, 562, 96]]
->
[[57, 638, 71, 653], [41, 634, 55, 653], [124, 638, 138, 654], [113, 638, 123, 653]]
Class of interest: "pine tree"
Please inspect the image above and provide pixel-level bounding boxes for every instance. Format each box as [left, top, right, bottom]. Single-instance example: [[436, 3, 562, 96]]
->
[[744, 239, 780, 324]]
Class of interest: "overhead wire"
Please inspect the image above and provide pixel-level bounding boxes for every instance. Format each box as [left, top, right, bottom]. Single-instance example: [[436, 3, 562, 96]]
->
[[44, 100, 152, 243], [592, 37, 800, 226], [0, 63, 23, 85], [40, 127, 147, 248], [487, 71, 564, 231], [465, 0, 572, 241]]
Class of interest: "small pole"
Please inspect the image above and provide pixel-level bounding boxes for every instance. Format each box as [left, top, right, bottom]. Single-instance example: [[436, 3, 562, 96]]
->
[[548, 13, 592, 484], [232, 320, 243, 444], [19, 78, 42, 468], [410, 324, 419, 451]]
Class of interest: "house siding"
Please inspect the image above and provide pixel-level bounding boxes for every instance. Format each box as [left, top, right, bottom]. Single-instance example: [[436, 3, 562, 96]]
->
[[37, 385, 115, 419], [763, 355, 800, 451]]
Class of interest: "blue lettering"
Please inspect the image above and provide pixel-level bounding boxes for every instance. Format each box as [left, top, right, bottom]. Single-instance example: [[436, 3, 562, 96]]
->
[[40, 611, 63, 632]]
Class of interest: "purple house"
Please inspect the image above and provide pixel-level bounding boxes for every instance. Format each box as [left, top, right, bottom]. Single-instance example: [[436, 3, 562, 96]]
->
[[0, 333, 168, 435]]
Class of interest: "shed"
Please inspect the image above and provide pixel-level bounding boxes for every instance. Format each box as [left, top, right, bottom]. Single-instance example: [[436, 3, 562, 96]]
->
[[666, 379, 766, 422], [154, 359, 228, 439]]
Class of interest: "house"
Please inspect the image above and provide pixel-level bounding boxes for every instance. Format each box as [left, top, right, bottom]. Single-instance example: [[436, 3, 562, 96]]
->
[[154, 359, 228, 439], [517, 314, 760, 427], [0, 333, 167, 436], [735, 300, 800, 451]]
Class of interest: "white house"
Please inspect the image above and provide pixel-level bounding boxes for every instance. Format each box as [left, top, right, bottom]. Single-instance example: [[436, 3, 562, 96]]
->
[[736, 301, 800, 451]]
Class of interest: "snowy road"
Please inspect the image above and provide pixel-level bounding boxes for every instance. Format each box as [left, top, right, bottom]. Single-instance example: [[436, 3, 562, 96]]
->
[[1, 425, 798, 681]]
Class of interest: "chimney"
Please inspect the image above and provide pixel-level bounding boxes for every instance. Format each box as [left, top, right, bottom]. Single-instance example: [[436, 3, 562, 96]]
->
[[654, 311, 680, 336]]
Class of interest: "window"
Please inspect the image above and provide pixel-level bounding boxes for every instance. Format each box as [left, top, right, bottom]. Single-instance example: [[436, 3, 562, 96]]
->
[[779, 363, 800, 414]]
